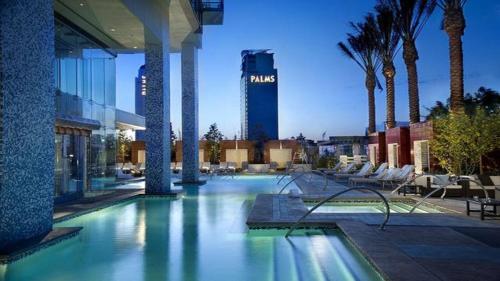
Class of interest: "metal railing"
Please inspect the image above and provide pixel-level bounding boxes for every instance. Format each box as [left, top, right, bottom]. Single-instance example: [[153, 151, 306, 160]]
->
[[277, 171, 309, 194], [409, 177, 490, 213], [285, 187, 391, 237]]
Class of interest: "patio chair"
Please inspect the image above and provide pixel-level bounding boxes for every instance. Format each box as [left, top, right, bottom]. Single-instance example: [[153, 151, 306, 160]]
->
[[131, 162, 144, 176], [349, 168, 398, 187], [335, 162, 373, 180], [200, 162, 211, 173], [490, 176, 500, 200], [175, 162, 183, 173], [122, 162, 133, 173], [242, 161, 249, 172], [318, 162, 342, 174], [269, 161, 279, 172], [215, 162, 228, 174], [380, 165, 414, 189], [227, 162, 237, 173], [325, 162, 355, 176]]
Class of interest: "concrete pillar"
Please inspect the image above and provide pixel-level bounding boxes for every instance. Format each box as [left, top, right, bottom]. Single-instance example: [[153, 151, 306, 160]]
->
[[0, 1, 55, 250], [181, 41, 200, 183], [144, 13, 171, 194]]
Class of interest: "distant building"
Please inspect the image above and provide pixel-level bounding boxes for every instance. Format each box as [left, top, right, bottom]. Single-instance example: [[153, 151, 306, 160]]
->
[[135, 65, 146, 140], [240, 49, 278, 140], [318, 136, 368, 157]]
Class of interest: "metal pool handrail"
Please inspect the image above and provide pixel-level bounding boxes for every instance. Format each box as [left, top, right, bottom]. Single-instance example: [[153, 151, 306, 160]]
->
[[285, 187, 391, 237], [409, 177, 490, 213], [277, 172, 309, 194], [277, 166, 306, 184]]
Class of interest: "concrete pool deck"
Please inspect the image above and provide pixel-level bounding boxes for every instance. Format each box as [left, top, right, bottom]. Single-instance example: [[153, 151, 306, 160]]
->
[[246, 173, 500, 280]]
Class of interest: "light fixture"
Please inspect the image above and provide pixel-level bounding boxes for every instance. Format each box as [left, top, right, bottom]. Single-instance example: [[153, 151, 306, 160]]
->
[[133, 46, 138, 49], [79, 3, 84, 7], [110, 28, 116, 32]]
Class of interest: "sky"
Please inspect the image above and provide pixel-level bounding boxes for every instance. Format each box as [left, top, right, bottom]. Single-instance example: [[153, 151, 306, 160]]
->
[[116, 0, 500, 140]]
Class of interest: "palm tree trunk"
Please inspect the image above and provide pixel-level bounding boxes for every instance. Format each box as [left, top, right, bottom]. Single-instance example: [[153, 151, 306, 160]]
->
[[445, 8, 466, 112], [366, 71, 376, 133], [384, 63, 396, 129], [403, 40, 420, 124]]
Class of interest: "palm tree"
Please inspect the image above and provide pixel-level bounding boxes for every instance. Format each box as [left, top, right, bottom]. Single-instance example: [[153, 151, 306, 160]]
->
[[369, 5, 401, 129], [437, 0, 467, 112], [338, 21, 382, 134], [382, 0, 437, 124]]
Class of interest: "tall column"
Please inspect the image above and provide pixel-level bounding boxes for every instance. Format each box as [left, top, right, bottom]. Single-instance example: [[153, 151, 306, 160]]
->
[[144, 13, 171, 194], [0, 1, 55, 250], [181, 40, 200, 183]]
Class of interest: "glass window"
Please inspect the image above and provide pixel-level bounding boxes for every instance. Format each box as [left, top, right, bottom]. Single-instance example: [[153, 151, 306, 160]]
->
[[92, 59, 105, 105]]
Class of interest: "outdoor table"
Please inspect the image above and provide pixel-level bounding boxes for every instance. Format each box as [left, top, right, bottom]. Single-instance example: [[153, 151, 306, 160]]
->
[[466, 198, 500, 220]]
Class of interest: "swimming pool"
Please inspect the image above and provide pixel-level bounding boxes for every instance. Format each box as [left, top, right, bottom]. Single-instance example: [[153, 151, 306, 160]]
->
[[305, 201, 441, 214], [0, 175, 383, 281]]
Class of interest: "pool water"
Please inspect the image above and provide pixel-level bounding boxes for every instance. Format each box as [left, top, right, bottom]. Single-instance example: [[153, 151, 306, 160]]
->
[[307, 202, 441, 214], [0, 175, 383, 281]]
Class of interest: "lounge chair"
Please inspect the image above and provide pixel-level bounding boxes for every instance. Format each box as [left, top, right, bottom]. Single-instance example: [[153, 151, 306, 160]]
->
[[318, 162, 342, 174], [122, 162, 133, 173], [200, 162, 211, 173], [131, 162, 145, 176], [350, 168, 398, 187], [175, 162, 183, 173], [226, 162, 237, 173], [215, 162, 228, 174], [380, 165, 414, 189], [325, 162, 355, 176], [269, 161, 279, 172], [171, 162, 176, 172], [335, 162, 373, 180]]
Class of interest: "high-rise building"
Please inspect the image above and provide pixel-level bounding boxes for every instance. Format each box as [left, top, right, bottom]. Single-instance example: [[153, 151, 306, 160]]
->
[[135, 65, 146, 140], [240, 50, 278, 140]]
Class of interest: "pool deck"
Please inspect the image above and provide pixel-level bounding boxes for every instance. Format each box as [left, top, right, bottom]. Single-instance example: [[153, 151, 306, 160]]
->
[[247, 174, 500, 281]]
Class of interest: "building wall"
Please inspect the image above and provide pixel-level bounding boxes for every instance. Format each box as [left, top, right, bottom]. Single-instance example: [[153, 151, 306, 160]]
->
[[220, 140, 255, 163], [175, 140, 208, 162], [368, 132, 386, 165], [264, 140, 299, 164], [385, 127, 411, 168]]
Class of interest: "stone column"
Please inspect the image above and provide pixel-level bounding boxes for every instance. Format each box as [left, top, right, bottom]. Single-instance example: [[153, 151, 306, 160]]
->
[[0, 1, 55, 250], [181, 40, 200, 183], [144, 13, 172, 194]]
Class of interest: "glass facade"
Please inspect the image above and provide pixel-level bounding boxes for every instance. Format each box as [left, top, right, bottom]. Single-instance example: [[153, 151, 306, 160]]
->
[[54, 18, 117, 198]]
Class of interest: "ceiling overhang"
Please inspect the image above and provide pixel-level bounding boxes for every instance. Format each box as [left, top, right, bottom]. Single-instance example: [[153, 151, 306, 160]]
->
[[54, 0, 200, 53]]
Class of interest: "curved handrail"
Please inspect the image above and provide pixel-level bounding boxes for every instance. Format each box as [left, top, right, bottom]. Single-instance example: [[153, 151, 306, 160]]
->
[[277, 172, 309, 194], [285, 187, 391, 237], [316, 170, 329, 191], [277, 166, 306, 185], [409, 177, 490, 213]]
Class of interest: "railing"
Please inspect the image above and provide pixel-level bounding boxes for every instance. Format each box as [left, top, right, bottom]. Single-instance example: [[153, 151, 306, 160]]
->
[[285, 187, 391, 237], [409, 177, 490, 213], [277, 171, 309, 194], [277, 166, 306, 184]]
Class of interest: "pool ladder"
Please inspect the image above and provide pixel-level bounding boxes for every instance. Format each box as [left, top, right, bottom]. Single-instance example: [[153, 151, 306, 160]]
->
[[285, 187, 391, 237]]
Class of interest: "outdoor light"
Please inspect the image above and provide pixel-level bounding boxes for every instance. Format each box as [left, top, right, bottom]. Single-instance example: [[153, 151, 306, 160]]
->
[[110, 28, 116, 32]]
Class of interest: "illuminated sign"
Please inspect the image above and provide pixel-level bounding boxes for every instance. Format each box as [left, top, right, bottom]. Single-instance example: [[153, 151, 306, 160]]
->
[[141, 75, 146, 96], [250, 75, 275, 83]]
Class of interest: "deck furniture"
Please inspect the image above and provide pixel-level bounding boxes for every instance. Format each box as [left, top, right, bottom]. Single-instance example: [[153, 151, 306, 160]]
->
[[335, 162, 372, 180], [466, 198, 500, 220]]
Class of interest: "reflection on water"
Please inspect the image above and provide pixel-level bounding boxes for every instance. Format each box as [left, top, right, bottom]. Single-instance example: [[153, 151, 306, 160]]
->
[[1, 176, 382, 281]]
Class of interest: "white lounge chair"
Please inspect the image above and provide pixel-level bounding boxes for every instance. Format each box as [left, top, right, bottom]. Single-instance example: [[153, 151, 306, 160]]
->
[[200, 162, 211, 173], [335, 162, 373, 180], [350, 168, 394, 186], [326, 162, 355, 176], [381, 165, 414, 189], [227, 162, 236, 173], [175, 162, 183, 173]]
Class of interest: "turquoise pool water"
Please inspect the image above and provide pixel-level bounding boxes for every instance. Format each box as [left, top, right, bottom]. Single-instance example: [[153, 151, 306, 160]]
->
[[0, 175, 383, 281], [306, 201, 441, 214]]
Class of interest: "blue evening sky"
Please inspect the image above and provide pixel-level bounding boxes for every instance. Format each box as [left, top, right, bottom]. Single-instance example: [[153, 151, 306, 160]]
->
[[116, 0, 500, 140]]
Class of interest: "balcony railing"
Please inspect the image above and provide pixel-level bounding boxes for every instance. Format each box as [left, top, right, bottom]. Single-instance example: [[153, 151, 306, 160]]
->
[[190, 0, 224, 29]]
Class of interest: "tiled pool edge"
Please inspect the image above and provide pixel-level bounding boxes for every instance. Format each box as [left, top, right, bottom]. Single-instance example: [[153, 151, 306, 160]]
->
[[0, 227, 82, 265], [54, 192, 184, 223]]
